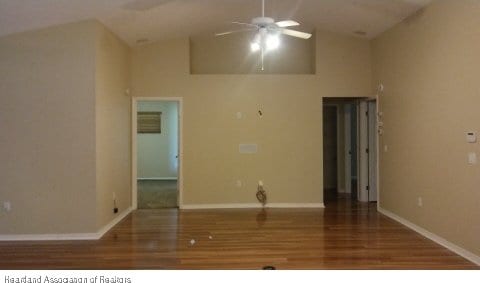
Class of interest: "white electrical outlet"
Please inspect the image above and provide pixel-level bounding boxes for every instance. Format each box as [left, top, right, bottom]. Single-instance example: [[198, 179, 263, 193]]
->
[[417, 197, 423, 207], [3, 201, 11, 212], [258, 180, 263, 186], [466, 132, 477, 143], [236, 180, 242, 188], [239, 144, 258, 154]]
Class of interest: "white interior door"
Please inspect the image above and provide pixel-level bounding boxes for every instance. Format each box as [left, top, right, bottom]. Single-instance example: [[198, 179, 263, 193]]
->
[[344, 104, 352, 194], [358, 100, 378, 202], [358, 101, 369, 202], [368, 101, 378, 202]]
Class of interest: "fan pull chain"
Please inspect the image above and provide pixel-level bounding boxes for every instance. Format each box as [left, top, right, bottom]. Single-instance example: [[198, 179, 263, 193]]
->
[[261, 47, 265, 71]]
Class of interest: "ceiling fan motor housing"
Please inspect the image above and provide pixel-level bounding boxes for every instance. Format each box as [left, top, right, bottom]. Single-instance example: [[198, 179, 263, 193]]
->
[[252, 17, 276, 27]]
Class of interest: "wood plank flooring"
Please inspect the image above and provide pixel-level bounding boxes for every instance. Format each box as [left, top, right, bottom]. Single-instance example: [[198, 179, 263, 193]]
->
[[0, 198, 477, 269]]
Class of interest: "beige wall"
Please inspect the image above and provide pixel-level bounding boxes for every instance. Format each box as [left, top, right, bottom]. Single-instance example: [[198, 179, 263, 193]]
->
[[95, 24, 132, 230], [372, 0, 480, 257], [190, 32, 315, 74], [137, 101, 179, 179], [131, 30, 371, 205], [0, 20, 132, 235], [0, 21, 98, 234]]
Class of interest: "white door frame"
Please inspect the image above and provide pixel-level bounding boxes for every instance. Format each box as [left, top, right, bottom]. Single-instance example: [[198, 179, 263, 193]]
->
[[367, 100, 377, 202], [344, 104, 352, 194], [357, 98, 378, 203], [358, 101, 369, 202], [375, 96, 381, 209], [131, 97, 184, 209]]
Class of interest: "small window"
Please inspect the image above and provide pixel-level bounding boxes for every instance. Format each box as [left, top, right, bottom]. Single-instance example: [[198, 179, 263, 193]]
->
[[137, 112, 161, 133]]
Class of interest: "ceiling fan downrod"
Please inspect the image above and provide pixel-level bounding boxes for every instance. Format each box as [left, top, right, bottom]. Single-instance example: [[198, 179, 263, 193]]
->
[[262, 0, 265, 17]]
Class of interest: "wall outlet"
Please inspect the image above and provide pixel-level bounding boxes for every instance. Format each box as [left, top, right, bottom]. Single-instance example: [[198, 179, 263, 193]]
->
[[258, 180, 263, 186], [236, 180, 242, 188], [417, 197, 423, 207], [113, 197, 118, 214], [466, 132, 477, 143], [3, 201, 11, 212]]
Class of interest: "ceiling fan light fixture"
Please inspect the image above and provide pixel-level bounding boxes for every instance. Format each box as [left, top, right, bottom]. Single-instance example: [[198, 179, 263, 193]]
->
[[266, 34, 280, 51], [250, 41, 261, 52], [250, 33, 261, 52], [218, 0, 310, 64]]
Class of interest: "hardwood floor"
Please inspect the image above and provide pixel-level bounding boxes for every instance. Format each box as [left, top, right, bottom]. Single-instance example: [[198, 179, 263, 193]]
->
[[0, 198, 477, 269]]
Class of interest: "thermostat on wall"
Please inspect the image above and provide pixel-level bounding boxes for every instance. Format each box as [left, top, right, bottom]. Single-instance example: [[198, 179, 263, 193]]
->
[[466, 132, 477, 143], [239, 144, 258, 154]]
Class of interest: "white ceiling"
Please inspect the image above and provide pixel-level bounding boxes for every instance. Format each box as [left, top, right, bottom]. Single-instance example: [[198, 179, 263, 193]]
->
[[0, 0, 432, 46]]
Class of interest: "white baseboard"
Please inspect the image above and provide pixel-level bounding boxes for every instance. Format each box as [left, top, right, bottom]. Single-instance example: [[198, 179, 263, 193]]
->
[[96, 206, 133, 238], [181, 203, 258, 209], [268, 203, 325, 208], [181, 203, 325, 209], [0, 232, 99, 241], [137, 177, 177, 181], [0, 206, 133, 241], [378, 207, 480, 266]]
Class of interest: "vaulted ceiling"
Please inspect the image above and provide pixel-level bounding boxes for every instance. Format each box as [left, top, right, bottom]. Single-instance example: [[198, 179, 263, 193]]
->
[[0, 0, 432, 45]]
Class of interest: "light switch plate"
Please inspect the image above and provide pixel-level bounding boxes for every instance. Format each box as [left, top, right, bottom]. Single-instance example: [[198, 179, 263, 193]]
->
[[3, 201, 11, 212], [468, 152, 477, 165]]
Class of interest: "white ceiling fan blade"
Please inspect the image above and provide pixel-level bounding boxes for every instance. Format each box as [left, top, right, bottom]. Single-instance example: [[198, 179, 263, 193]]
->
[[215, 28, 256, 37], [276, 20, 300, 28], [231, 21, 258, 28], [282, 29, 312, 39]]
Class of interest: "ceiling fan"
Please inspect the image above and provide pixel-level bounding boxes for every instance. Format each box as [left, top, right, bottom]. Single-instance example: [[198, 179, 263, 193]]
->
[[216, 0, 312, 70]]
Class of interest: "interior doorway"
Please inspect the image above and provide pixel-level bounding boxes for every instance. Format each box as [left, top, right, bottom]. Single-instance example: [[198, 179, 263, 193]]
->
[[132, 97, 183, 209], [322, 105, 338, 202], [344, 103, 358, 201], [322, 98, 377, 205]]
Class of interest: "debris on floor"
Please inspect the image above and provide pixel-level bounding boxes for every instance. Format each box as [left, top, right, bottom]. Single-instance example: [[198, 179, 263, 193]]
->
[[208, 235, 213, 240], [190, 239, 196, 245]]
